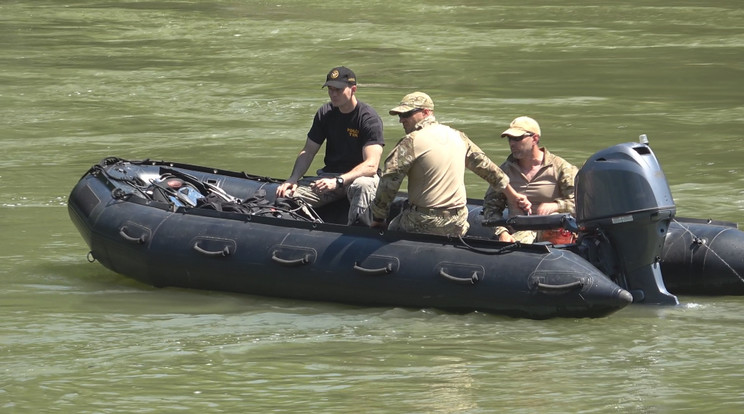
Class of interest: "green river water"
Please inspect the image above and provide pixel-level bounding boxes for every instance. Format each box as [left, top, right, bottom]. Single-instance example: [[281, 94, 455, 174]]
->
[[2, 1, 743, 412]]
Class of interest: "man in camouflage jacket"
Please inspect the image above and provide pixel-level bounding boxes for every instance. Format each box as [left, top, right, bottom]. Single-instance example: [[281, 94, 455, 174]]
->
[[370, 92, 530, 237]]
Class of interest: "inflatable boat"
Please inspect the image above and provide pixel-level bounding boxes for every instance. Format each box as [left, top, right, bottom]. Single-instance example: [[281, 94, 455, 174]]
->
[[67, 142, 744, 318]]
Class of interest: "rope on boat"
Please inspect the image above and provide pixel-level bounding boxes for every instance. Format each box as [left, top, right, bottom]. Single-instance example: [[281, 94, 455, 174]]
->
[[456, 234, 520, 255], [671, 218, 743, 283]]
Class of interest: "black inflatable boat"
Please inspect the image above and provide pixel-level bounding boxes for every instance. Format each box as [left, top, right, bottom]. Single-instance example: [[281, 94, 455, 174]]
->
[[67, 142, 744, 318]]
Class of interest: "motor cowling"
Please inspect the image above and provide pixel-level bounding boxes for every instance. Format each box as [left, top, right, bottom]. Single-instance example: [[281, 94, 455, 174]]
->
[[575, 142, 678, 304]]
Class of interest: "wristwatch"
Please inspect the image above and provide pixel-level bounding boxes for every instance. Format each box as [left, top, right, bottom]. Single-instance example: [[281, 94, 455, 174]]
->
[[335, 176, 345, 188]]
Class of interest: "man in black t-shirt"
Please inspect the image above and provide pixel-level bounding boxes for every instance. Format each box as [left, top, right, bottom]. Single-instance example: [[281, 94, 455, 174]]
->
[[276, 66, 384, 225]]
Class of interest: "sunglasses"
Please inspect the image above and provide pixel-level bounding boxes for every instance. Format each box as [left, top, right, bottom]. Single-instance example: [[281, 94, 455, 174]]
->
[[398, 109, 422, 119], [505, 132, 534, 142]]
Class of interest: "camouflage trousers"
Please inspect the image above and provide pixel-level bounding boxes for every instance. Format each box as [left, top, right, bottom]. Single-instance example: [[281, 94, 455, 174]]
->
[[510, 230, 537, 244], [292, 174, 379, 226], [388, 205, 470, 237]]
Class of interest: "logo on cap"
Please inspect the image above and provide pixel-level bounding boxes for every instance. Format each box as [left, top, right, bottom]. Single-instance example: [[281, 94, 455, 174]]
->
[[323, 66, 357, 88]]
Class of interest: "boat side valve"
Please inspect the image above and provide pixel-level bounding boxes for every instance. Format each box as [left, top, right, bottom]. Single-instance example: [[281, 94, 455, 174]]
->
[[111, 188, 127, 200]]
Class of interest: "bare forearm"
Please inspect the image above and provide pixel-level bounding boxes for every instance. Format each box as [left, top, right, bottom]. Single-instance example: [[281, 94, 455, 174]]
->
[[340, 159, 378, 182], [287, 151, 315, 183], [342, 144, 383, 183]]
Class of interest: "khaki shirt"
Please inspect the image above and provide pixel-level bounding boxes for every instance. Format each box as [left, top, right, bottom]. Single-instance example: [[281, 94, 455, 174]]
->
[[372, 116, 509, 221], [483, 148, 578, 223]]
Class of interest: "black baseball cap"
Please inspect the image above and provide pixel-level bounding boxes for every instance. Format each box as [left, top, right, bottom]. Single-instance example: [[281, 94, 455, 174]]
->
[[322, 66, 357, 88]]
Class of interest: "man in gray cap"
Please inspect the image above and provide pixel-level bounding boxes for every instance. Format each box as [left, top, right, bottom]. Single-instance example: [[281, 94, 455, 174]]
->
[[370, 92, 530, 236], [275, 66, 384, 225]]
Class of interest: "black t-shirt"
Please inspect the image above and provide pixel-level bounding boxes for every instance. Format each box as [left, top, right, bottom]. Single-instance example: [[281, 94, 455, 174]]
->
[[307, 101, 384, 174]]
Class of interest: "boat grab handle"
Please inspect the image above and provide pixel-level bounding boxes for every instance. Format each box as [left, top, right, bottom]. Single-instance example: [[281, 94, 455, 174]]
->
[[193, 243, 231, 257], [271, 253, 311, 266], [353, 262, 393, 275], [535, 280, 583, 293], [439, 269, 481, 285], [119, 226, 147, 244]]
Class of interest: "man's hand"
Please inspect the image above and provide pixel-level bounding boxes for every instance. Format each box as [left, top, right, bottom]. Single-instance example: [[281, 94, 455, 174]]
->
[[309, 177, 338, 194], [498, 231, 516, 242], [503, 185, 532, 215], [276, 181, 297, 198], [514, 193, 532, 215], [370, 218, 387, 230]]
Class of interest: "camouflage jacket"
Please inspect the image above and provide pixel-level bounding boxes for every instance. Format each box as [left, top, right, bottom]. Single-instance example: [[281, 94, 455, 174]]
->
[[372, 116, 510, 221]]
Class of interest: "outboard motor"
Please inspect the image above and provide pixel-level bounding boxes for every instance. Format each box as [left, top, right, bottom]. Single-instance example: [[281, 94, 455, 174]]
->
[[575, 141, 678, 305]]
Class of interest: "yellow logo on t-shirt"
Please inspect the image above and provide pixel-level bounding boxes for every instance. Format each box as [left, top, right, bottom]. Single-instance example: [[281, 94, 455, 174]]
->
[[347, 128, 359, 138]]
